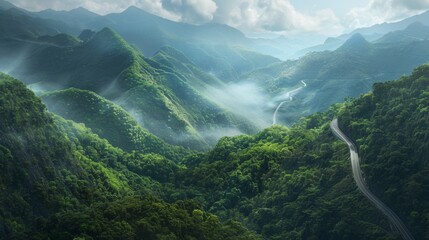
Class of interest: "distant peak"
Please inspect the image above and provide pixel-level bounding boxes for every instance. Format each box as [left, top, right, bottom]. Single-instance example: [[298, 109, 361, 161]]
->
[[405, 21, 428, 30], [96, 27, 118, 37], [348, 33, 367, 42], [69, 6, 99, 16], [88, 27, 121, 43], [69, 7, 88, 12], [339, 33, 369, 51], [123, 5, 143, 13], [88, 27, 132, 51]]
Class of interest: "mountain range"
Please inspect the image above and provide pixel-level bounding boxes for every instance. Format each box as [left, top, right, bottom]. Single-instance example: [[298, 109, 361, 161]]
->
[[1, 63, 428, 239], [0, 1, 429, 239], [247, 32, 429, 125], [295, 9, 429, 58]]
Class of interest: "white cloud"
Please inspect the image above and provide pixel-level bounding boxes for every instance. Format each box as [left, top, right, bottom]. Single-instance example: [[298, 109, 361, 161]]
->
[[136, 0, 182, 21], [346, 0, 429, 29], [12, 0, 343, 35], [161, 0, 217, 23], [212, 0, 343, 35]]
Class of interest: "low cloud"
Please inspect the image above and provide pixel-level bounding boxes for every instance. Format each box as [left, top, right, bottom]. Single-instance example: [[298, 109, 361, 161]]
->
[[346, 0, 429, 29], [203, 81, 271, 129]]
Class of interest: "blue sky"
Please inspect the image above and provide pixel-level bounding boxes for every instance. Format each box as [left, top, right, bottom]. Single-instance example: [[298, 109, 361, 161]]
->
[[11, 0, 429, 36]]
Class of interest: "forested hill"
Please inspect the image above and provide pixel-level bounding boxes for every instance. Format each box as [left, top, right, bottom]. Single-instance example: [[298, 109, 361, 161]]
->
[[0, 64, 428, 239], [0, 73, 260, 239], [175, 64, 429, 239]]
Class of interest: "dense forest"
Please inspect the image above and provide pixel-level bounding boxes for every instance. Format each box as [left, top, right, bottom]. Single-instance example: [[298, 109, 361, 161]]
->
[[0, 73, 260, 239], [1, 62, 428, 239], [174, 64, 429, 239]]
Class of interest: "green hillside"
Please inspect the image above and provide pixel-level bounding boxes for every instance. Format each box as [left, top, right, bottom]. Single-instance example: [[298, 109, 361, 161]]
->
[[1, 4, 428, 239], [41, 88, 189, 161], [0, 73, 260, 239], [39, 5, 280, 81], [172, 65, 429, 239], [4, 27, 258, 149], [1, 63, 428, 239], [245, 33, 429, 125]]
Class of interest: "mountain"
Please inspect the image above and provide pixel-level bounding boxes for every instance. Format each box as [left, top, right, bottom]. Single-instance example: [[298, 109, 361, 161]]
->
[[243, 32, 429, 125], [25, 5, 279, 81], [3, 27, 257, 149], [375, 22, 429, 43], [0, 8, 73, 39], [35, 7, 99, 29], [347, 9, 429, 39], [337, 33, 370, 52], [41, 88, 189, 161], [1, 59, 428, 239], [174, 65, 429, 239], [90, 6, 280, 81], [294, 10, 429, 59], [0, 72, 261, 239], [292, 36, 344, 59]]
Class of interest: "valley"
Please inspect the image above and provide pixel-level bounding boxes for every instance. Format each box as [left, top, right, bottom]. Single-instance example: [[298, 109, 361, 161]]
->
[[0, 1, 428, 239]]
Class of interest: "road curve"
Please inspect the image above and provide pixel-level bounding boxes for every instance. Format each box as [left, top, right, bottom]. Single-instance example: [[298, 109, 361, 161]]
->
[[330, 119, 414, 240], [272, 81, 306, 125]]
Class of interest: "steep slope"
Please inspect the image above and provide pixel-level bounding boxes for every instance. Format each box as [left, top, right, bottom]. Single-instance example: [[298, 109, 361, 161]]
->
[[0, 73, 261, 239], [12, 27, 137, 92], [35, 5, 280, 81], [5, 27, 257, 149], [41, 88, 189, 161], [244, 33, 429, 125], [174, 65, 429, 239], [0, 72, 132, 236]]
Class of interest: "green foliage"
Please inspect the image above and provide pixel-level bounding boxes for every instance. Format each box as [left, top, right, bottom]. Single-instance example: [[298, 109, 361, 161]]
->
[[245, 33, 429, 125], [340, 64, 429, 239], [6, 26, 257, 150], [41, 88, 189, 161], [173, 65, 429, 239], [37, 196, 261, 240], [1, 53, 429, 239], [0, 73, 259, 239]]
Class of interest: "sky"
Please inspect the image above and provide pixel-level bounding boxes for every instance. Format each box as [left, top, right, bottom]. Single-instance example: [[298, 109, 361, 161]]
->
[[10, 0, 429, 36]]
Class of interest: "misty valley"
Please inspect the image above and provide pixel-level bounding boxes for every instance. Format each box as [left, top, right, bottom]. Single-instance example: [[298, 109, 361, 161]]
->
[[0, 0, 428, 239]]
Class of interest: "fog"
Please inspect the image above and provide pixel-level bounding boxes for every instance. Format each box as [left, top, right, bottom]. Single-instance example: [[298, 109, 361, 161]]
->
[[199, 127, 244, 145], [202, 79, 308, 131], [203, 81, 273, 129]]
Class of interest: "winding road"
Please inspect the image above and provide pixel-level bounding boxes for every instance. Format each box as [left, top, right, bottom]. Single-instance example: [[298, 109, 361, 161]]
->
[[272, 80, 307, 125], [330, 118, 414, 240]]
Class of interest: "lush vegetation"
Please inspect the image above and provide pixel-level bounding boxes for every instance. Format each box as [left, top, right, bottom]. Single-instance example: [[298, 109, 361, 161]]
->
[[3, 26, 257, 149], [41, 88, 189, 161], [0, 73, 259, 239], [1, 5, 429, 239], [171, 65, 429, 239], [1, 63, 428, 239], [244, 32, 429, 125]]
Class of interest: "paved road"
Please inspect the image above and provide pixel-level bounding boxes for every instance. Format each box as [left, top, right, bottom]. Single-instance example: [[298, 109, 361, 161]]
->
[[330, 118, 414, 240], [272, 80, 306, 125]]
